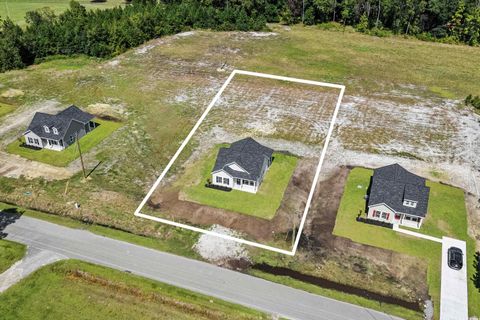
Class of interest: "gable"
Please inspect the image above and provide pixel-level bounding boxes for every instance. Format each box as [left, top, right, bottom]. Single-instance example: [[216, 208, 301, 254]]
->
[[227, 162, 247, 173]]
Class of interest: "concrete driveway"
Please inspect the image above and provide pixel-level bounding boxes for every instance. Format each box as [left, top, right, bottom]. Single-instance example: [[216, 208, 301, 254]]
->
[[440, 236, 468, 320]]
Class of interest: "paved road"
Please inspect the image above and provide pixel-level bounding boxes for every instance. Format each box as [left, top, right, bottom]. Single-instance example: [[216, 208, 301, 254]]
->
[[3, 215, 402, 320]]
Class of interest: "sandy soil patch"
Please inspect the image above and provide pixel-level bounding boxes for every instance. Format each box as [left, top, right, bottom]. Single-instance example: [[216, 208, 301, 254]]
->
[[1, 89, 24, 98], [194, 225, 249, 266]]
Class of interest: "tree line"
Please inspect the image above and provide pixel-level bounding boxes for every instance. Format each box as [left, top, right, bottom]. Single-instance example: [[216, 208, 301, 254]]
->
[[0, 0, 267, 72], [281, 0, 480, 45], [0, 0, 479, 73]]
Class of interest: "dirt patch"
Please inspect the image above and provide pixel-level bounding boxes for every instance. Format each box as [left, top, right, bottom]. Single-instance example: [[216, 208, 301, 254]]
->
[[1, 89, 24, 98], [194, 225, 250, 269], [148, 158, 315, 243]]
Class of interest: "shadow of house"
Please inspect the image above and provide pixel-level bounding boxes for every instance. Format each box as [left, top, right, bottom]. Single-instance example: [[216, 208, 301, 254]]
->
[[0, 208, 23, 239]]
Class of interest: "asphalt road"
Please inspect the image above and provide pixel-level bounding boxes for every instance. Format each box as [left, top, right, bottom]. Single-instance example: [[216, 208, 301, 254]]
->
[[3, 215, 402, 320]]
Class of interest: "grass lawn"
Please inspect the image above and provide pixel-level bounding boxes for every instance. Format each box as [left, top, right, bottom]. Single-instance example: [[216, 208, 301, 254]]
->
[[6, 118, 122, 167], [0, 259, 267, 320], [0, 0, 125, 26], [0, 102, 15, 118], [0, 239, 26, 274], [333, 167, 480, 319], [180, 147, 298, 220]]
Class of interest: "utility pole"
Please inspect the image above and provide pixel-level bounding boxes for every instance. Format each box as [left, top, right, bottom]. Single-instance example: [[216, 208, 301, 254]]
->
[[302, 0, 305, 24], [76, 132, 86, 179], [292, 217, 296, 248]]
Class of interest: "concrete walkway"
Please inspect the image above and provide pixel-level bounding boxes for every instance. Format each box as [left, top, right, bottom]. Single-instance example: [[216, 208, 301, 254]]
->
[[392, 224, 443, 243], [0, 247, 66, 292]]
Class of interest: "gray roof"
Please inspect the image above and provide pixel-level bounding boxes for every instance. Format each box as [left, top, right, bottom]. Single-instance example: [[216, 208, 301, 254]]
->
[[26, 105, 94, 140], [367, 164, 430, 217], [212, 138, 273, 181]]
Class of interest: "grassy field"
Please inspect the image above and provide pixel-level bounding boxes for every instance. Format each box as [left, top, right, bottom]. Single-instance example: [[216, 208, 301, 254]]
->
[[333, 167, 479, 318], [0, 102, 15, 118], [0, 26, 477, 319], [0, 0, 125, 26], [0, 259, 268, 320], [6, 118, 122, 167], [0, 239, 26, 273], [180, 148, 298, 220]]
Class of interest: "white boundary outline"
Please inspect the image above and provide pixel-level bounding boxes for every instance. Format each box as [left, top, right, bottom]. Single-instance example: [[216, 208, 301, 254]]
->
[[134, 70, 345, 256]]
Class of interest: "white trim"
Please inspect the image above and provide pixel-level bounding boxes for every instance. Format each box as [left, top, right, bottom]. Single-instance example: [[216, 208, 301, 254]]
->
[[134, 69, 345, 256]]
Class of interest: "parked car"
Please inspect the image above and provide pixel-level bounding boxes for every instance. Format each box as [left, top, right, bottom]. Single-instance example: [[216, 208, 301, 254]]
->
[[447, 247, 463, 270]]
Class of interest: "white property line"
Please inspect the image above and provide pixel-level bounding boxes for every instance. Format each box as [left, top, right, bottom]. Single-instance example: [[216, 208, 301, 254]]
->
[[392, 224, 442, 243], [134, 69, 345, 256]]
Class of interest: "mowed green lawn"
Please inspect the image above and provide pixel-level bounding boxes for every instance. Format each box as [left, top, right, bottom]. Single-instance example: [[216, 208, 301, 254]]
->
[[180, 147, 298, 220], [6, 118, 122, 167], [0, 239, 26, 274], [0, 0, 125, 26], [0, 260, 267, 320], [0, 102, 15, 118], [333, 167, 479, 319]]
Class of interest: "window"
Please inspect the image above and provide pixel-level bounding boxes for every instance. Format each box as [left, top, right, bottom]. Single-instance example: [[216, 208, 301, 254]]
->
[[242, 179, 248, 184], [51, 140, 58, 145], [34, 138, 39, 145], [404, 216, 412, 221], [236, 178, 241, 185], [27, 137, 33, 144], [249, 181, 254, 186], [395, 214, 401, 220], [43, 126, 50, 133], [223, 178, 229, 185], [70, 135, 75, 143], [403, 200, 417, 208], [89, 121, 95, 128], [373, 210, 381, 218], [216, 176, 222, 184], [52, 127, 58, 135], [381, 212, 388, 219]]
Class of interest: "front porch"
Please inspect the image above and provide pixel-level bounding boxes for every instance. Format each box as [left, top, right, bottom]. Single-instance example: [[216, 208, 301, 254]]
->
[[41, 138, 65, 151]]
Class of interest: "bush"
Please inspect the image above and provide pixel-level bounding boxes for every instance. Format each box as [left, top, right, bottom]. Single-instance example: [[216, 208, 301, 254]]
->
[[465, 94, 480, 110]]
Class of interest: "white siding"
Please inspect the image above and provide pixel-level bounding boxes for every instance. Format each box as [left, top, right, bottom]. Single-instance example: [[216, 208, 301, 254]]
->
[[368, 204, 395, 223], [212, 171, 233, 188], [24, 131, 43, 148], [368, 204, 423, 228]]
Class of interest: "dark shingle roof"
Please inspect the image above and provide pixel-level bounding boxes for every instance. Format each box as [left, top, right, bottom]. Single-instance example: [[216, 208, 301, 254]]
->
[[26, 105, 94, 140], [212, 138, 273, 181], [367, 164, 430, 217]]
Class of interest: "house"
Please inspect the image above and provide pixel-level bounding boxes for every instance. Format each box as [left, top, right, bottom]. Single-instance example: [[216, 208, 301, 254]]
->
[[24, 105, 96, 151], [367, 164, 430, 229], [211, 138, 273, 193]]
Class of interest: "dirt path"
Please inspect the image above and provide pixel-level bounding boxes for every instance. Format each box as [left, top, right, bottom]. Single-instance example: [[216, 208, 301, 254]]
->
[[0, 100, 61, 145]]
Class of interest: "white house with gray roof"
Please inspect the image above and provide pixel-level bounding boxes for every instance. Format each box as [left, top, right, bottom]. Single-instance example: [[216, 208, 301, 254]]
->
[[367, 164, 430, 229], [24, 105, 96, 151], [211, 138, 273, 193]]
